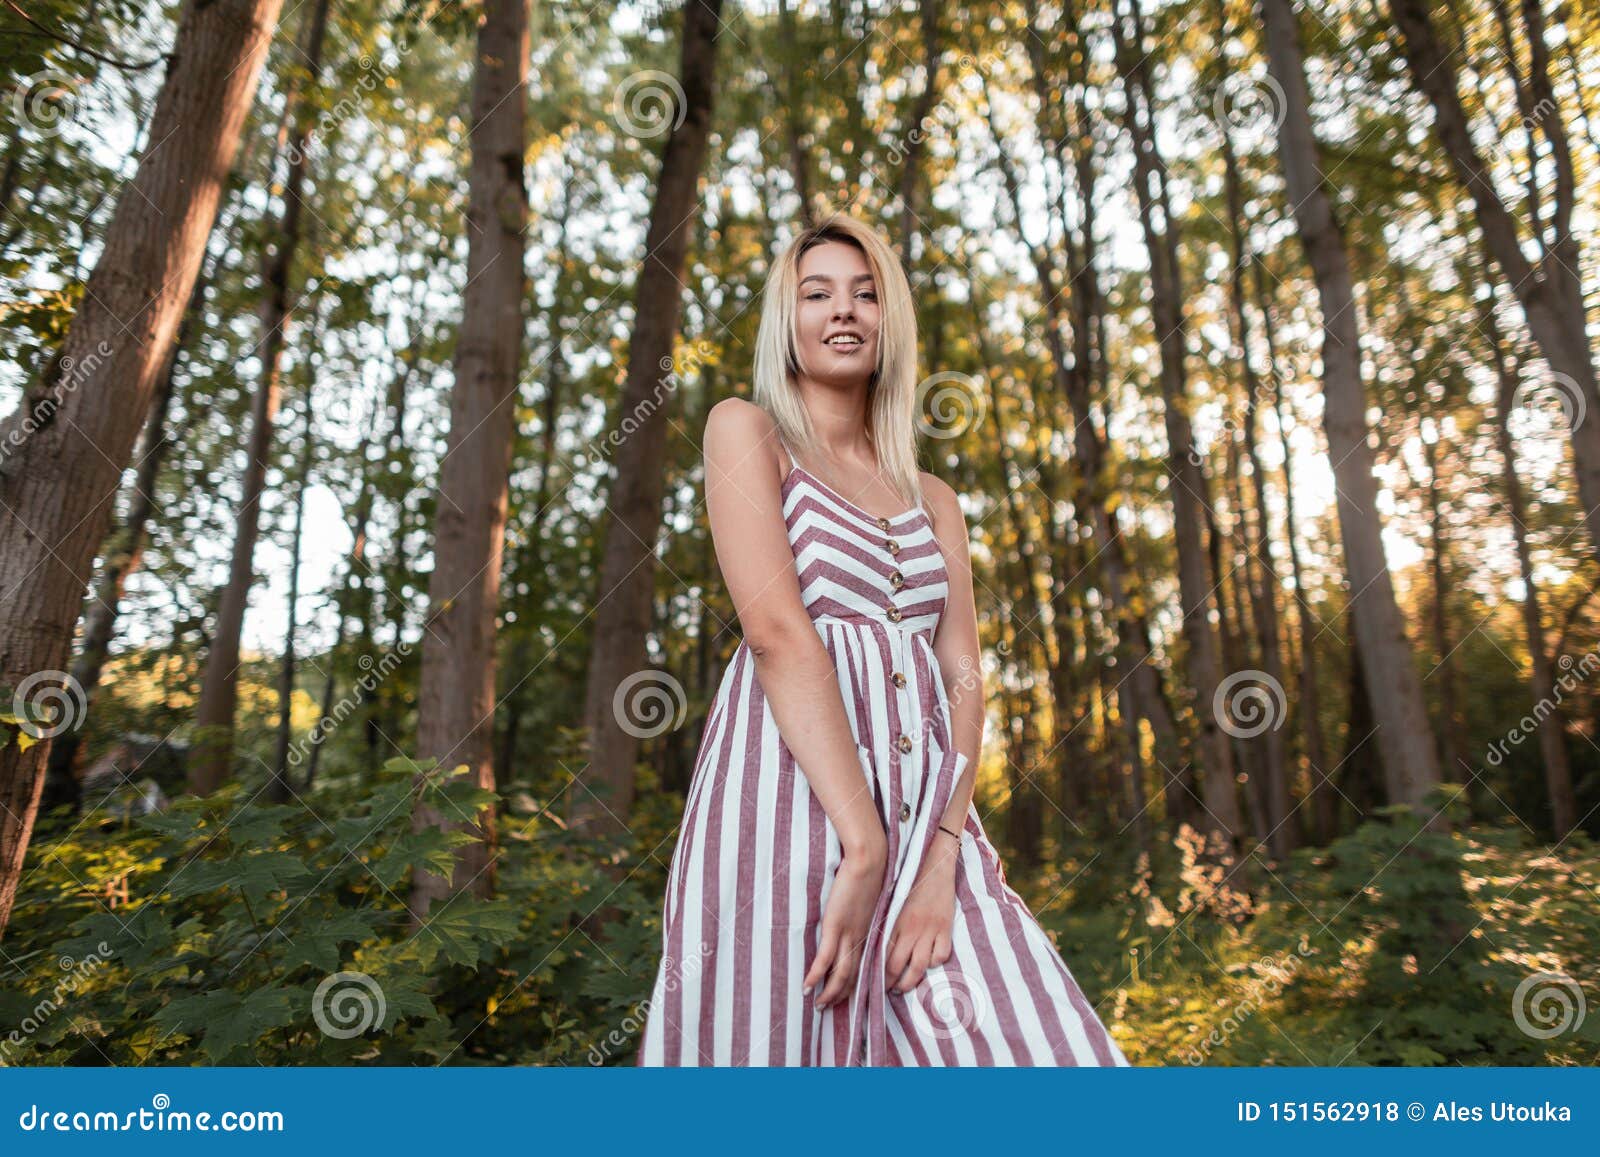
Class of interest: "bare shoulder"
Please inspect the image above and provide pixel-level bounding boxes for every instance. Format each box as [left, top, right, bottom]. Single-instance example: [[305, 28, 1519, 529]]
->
[[705, 397, 777, 459], [704, 397, 784, 473], [703, 398, 785, 494]]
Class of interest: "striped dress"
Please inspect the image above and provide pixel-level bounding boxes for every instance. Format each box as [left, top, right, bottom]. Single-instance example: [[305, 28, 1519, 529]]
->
[[636, 441, 1129, 1067]]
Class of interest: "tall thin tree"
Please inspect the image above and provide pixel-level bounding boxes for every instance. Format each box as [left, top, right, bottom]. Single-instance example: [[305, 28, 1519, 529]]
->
[[408, 0, 532, 919], [1256, 0, 1444, 815], [571, 0, 727, 841], [0, 0, 285, 938]]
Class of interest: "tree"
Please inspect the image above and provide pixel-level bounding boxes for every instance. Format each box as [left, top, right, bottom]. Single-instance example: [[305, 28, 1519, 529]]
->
[[1256, 0, 1444, 815], [0, 0, 286, 939], [570, 0, 727, 842], [408, 0, 532, 919], [189, 0, 332, 795], [1387, 0, 1600, 565]]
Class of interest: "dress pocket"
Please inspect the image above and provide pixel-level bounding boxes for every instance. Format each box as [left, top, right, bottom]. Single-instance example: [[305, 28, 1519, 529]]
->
[[924, 740, 972, 843]]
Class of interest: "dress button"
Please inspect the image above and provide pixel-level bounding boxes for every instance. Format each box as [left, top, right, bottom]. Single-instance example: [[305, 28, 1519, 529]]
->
[[876, 516, 891, 530], [899, 801, 912, 823], [898, 734, 912, 753], [890, 570, 904, 589], [892, 671, 906, 688], [885, 538, 900, 556], [886, 606, 902, 622]]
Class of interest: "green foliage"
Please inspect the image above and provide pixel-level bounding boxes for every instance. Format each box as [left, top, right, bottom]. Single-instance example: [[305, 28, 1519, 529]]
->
[[0, 755, 661, 1066], [1103, 799, 1600, 1067]]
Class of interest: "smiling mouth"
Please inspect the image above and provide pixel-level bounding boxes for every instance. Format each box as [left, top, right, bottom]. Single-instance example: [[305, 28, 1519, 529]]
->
[[824, 335, 864, 350]]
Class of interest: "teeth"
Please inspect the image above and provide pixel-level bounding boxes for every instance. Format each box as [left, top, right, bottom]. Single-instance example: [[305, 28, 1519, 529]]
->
[[827, 336, 861, 346]]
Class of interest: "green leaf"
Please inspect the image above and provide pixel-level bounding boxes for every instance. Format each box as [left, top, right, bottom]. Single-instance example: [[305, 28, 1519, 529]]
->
[[154, 986, 297, 1062], [279, 908, 388, 974], [409, 900, 522, 969], [368, 827, 479, 889], [165, 852, 312, 907]]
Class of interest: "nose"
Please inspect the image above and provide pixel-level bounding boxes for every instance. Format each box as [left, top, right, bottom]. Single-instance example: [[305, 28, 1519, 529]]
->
[[832, 298, 855, 321]]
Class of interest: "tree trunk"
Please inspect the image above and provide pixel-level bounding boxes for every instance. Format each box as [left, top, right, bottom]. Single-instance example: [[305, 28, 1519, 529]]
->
[[272, 382, 316, 802], [1479, 270, 1578, 836], [1109, 0, 1245, 852], [571, 0, 725, 841], [0, 0, 284, 939], [1212, 20, 1295, 855], [1254, 258, 1335, 844], [408, 0, 532, 920], [1386, 0, 1600, 563], [188, 0, 331, 795], [1257, 0, 1444, 817]]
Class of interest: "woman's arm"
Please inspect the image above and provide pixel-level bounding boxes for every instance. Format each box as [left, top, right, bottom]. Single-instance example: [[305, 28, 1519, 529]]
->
[[701, 397, 886, 863], [923, 474, 985, 837]]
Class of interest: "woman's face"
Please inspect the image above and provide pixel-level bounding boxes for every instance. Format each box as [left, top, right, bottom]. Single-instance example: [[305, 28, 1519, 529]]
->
[[792, 240, 881, 387]]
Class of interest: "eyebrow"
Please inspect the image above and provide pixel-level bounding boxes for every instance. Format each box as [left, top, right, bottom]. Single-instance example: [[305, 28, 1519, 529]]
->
[[799, 274, 875, 286]]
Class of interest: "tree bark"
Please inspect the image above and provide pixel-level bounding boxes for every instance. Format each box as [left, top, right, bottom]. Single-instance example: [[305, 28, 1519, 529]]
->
[[0, 0, 284, 939], [1258, 0, 1444, 816], [408, 0, 532, 919], [1477, 268, 1578, 836], [571, 0, 725, 841], [188, 0, 331, 794], [1387, 0, 1600, 563]]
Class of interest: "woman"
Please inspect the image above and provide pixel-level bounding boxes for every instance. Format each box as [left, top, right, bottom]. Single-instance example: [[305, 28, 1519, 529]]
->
[[636, 213, 1128, 1067]]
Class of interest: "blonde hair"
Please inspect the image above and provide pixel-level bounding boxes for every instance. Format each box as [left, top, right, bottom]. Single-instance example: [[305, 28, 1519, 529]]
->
[[752, 213, 922, 507]]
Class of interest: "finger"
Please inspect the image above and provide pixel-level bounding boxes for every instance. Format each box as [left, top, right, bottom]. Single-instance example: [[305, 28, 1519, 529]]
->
[[889, 933, 922, 994], [819, 941, 861, 1008], [900, 939, 935, 994], [804, 926, 839, 997], [886, 926, 912, 980], [933, 930, 952, 967]]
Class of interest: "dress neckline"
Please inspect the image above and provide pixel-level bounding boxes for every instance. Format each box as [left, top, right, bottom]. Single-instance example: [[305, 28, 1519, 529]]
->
[[784, 463, 922, 525]]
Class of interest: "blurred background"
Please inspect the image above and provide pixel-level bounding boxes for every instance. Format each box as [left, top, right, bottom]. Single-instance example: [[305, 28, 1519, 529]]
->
[[0, 0, 1596, 1066]]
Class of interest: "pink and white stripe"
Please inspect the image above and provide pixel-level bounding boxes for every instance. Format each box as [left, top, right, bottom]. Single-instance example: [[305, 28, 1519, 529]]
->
[[636, 453, 1129, 1067]]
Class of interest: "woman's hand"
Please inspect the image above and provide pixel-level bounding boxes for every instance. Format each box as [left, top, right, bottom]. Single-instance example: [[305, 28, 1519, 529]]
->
[[804, 836, 887, 1011], [886, 833, 961, 994]]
